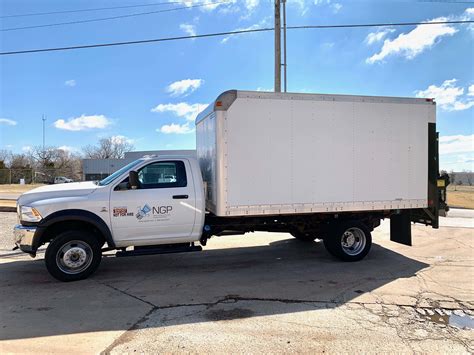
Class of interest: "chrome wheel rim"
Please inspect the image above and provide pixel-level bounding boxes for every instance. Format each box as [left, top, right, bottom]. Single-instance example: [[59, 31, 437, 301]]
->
[[56, 240, 93, 274], [341, 227, 366, 256]]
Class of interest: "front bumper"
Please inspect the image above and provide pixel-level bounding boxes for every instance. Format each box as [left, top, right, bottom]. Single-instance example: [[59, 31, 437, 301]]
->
[[13, 224, 38, 256]]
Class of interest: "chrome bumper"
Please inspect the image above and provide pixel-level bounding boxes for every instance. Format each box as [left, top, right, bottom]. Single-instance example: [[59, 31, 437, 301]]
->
[[13, 224, 37, 255]]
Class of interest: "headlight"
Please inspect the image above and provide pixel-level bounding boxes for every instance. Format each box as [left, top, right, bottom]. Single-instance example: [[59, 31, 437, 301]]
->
[[20, 206, 43, 223]]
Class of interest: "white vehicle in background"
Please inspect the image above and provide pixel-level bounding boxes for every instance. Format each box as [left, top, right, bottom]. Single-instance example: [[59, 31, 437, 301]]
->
[[13, 90, 448, 282], [54, 176, 73, 184]]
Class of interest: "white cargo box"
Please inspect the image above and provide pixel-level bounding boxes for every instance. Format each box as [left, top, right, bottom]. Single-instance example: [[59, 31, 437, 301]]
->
[[196, 90, 435, 217]]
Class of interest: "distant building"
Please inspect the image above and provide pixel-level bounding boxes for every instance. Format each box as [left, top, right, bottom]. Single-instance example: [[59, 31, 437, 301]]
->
[[82, 150, 196, 181]]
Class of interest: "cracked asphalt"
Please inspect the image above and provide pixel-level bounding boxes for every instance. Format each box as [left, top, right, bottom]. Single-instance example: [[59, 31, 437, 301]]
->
[[0, 211, 473, 353]]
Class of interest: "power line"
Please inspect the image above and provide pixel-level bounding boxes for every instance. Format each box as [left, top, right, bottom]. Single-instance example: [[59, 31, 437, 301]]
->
[[2, 0, 471, 19], [1, 1, 231, 32], [1, 20, 472, 56], [0, 1, 186, 19], [417, 1, 474, 3]]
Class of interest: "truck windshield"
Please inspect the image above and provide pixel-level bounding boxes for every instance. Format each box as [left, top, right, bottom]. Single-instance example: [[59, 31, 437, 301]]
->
[[98, 159, 143, 186]]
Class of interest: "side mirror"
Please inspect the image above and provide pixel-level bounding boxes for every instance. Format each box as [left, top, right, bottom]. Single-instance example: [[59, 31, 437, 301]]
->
[[129, 171, 139, 190]]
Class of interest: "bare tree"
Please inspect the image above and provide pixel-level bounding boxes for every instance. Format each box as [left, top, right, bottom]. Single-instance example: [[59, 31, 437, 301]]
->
[[10, 153, 33, 169], [8, 153, 34, 183], [0, 149, 11, 168], [83, 136, 134, 159], [449, 170, 457, 191], [24, 146, 82, 182], [28, 146, 56, 169]]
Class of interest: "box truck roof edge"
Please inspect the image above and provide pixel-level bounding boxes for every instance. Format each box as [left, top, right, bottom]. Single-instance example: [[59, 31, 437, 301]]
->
[[196, 89, 436, 124]]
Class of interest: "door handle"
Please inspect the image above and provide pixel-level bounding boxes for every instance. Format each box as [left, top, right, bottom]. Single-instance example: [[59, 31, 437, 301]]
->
[[173, 195, 188, 199]]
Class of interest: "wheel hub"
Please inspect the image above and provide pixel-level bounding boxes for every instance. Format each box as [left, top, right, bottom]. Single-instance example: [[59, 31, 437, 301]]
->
[[56, 240, 93, 274], [340, 227, 367, 256], [343, 232, 356, 247], [63, 247, 87, 268]]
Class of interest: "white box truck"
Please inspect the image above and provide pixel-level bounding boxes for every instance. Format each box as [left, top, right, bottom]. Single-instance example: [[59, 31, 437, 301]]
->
[[13, 90, 448, 281]]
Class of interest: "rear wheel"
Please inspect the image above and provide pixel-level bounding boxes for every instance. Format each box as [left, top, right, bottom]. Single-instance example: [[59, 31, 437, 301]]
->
[[323, 221, 371, 261], [45, 230, 102, 282]]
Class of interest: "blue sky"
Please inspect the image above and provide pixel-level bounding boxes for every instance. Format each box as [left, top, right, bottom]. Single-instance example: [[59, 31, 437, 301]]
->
[[0, 0, 473, 171]]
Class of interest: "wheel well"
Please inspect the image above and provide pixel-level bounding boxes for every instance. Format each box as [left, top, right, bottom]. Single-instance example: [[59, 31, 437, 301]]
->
[[40, 220, 106, 247]]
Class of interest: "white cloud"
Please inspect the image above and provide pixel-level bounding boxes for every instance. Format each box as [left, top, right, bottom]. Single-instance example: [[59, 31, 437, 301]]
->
[[439, 135, 474, 155], [0, 118, 17, 126], [415, 79, 474, 111], [468, 85, 474, 97], [64, 79, 76, 87], [22, 146, 32, 152], [57, 145, 79, 153], [110, 135, 134, 145], [180, 23, 196, 37], [174, 0, 233, 12], [462, 7, 474, 32], [54, 114, 112, 131], [311, 0, 341, 14], [366, 17, 457, 64], [166, 79, 203, 97], [221, 17, 270, 43], [158, 123, 194, 134], [244, 0, 259, 12], [331, 2, 342, 13], [151, 102, 206, 121], [365, 28, 396, 45]]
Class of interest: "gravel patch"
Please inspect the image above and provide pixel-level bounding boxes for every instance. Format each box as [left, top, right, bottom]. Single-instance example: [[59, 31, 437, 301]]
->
[[0, 212, 18, 255]]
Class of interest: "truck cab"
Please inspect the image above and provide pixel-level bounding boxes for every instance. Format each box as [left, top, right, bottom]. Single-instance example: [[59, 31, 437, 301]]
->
[[14, 155, 205, 281]]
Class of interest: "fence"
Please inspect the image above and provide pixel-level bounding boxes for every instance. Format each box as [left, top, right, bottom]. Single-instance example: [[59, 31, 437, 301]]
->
[[0, 168, 83, 184]]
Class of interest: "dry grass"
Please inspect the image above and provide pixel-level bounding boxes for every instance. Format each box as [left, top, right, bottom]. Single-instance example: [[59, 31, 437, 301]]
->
[[0, 200, 16, 208], [447, 185, 474, 210], [0, 184, 44, 194]]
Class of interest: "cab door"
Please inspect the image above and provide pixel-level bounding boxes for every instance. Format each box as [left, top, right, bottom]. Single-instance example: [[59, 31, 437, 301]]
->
[[109, 159, 196, 246]]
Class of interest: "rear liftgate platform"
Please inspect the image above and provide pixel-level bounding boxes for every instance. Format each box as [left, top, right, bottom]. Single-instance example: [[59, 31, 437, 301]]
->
[[390, 123, 449, 246]]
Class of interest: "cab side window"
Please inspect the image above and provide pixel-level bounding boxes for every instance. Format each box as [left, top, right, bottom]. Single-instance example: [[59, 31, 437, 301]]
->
[[137, 161, 187, 189]]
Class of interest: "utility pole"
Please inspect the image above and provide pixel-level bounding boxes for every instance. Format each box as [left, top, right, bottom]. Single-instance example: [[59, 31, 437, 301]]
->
[[42, 114, 46, 151], [274, 0, 281, 92], [282, 0, 287, 92]]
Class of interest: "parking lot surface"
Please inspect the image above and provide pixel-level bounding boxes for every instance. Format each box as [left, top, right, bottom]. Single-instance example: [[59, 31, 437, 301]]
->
[[0, 211, 473, 353]]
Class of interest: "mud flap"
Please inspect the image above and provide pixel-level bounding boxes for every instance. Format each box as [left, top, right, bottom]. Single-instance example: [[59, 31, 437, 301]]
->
[[390, 211, 412, 246]]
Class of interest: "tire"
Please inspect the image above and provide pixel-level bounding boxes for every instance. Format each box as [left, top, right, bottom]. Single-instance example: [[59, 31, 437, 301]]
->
[[45, 230, 102, 282], [291, 231, 317, 242], [323, 221, 372, 261]]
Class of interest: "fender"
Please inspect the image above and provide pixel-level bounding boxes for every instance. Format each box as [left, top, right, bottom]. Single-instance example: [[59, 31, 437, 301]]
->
[[35, 209, 116, 249]]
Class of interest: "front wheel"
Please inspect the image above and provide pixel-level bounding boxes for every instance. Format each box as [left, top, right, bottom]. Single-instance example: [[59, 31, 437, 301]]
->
[[323, 221, 372, 261], [45, 230, 102, 282]]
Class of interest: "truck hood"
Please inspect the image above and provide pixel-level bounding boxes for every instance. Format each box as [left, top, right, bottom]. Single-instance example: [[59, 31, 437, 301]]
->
[[18, 181, 99, 206]]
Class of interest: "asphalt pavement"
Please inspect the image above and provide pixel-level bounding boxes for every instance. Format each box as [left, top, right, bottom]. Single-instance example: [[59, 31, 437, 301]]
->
[[0, 211, 473, 353]]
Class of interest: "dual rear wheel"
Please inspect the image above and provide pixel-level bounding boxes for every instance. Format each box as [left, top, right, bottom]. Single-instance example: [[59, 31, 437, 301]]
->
[[292, 221, 372, 261]]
